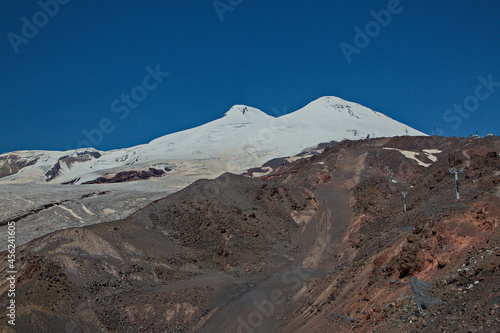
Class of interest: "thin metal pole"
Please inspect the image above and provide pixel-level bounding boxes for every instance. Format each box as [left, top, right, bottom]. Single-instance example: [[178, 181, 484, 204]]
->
[[449, 168, 464, 200]]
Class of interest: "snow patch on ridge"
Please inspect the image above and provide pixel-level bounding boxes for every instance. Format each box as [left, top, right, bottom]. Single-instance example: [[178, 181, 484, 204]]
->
[[383, 148, 441, 167]]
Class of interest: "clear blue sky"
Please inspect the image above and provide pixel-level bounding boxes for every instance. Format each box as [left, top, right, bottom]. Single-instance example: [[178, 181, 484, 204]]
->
[[1, 0, 499, 153]]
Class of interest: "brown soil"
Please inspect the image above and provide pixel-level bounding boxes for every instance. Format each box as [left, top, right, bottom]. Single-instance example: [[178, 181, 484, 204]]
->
[[1, 135, 499, 333]]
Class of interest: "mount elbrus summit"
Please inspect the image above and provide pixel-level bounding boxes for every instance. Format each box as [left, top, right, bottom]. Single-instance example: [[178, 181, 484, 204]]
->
[[0, 96, 424, 186], [0, 97, 498, 333]]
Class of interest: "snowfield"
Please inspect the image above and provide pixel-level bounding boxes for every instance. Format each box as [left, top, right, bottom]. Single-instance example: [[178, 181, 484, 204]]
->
[[0, 96, 426, 185]]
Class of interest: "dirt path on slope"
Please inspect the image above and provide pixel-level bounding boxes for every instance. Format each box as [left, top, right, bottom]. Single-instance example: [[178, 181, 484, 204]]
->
[[197, 150, 367, 333], [311, 182, 351, 266], [196, 183, 352, 333]]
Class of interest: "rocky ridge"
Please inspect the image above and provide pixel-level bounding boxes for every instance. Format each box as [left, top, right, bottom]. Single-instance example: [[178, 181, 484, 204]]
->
[[0, 135, 498, 332]]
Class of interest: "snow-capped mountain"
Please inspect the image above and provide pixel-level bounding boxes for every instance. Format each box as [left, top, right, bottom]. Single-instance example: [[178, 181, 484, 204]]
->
[[0, 96, 426, 185]]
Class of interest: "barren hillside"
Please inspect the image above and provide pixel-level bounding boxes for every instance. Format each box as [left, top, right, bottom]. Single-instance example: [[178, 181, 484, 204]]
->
[[1, 135, 498, 332]]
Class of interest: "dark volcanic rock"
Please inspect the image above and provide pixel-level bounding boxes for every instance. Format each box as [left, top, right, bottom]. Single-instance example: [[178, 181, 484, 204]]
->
[[44, 161, 62, 182], [82, 167, 167, 184], [0, 154, 39, 178], [1, 136, 499, 333], [45, 151, 102, 182]]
